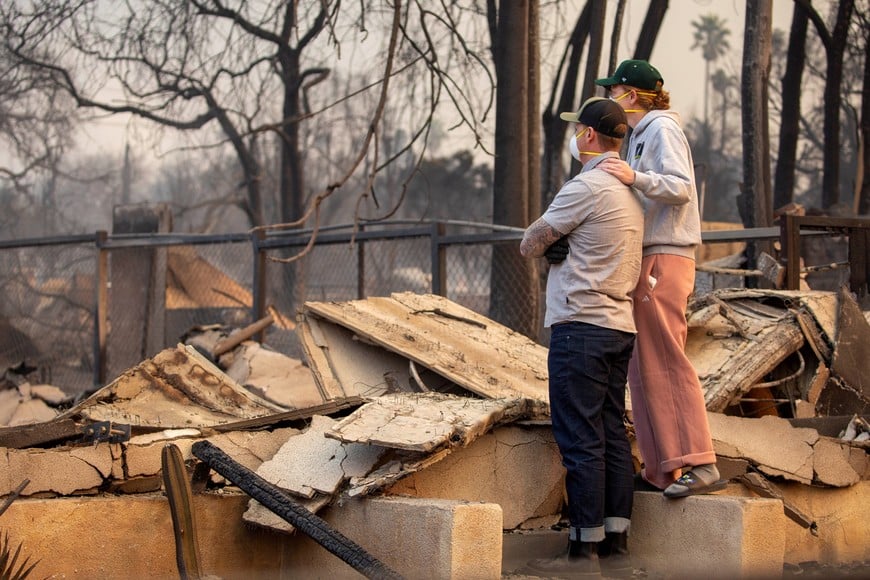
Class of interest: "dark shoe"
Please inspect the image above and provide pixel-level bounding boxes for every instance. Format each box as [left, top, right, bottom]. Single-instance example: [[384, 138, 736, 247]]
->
[[663, 471, 728, 498], [598, 532, 633, 578], [522, 541, 601, 578], [633, 473, 663, 492]]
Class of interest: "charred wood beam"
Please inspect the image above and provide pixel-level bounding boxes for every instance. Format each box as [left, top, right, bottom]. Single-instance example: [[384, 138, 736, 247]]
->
[[737, 471, 818, 535], [191, 440, 405, 580]]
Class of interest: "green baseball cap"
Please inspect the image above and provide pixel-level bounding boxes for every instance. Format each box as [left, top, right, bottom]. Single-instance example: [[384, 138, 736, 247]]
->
[[595, 59, 663, 91], [559, 97, 627, 138]]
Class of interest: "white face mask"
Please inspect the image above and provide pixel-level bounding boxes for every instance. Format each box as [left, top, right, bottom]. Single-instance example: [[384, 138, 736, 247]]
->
[[569, 134, 581, 161], [568, 127, 588, 161]]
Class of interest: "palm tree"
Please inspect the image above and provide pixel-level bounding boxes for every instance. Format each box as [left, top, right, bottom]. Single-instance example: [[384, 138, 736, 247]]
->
[[691, 14, 731, 128], [710, 68, 736, 153]]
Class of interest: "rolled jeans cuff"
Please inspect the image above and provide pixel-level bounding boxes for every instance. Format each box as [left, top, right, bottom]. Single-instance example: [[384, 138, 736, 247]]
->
[[572, 525, 606, 543]]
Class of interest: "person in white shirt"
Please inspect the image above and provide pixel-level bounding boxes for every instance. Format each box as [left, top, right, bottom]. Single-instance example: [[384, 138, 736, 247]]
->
[[520, 96, 642, 578]]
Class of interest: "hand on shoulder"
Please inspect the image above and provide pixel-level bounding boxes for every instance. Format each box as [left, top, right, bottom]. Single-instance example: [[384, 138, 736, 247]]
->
[[597, 158, 635, 185]]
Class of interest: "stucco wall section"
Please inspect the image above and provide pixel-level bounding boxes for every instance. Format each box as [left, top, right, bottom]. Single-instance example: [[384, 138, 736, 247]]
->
[[0, 492, 504, 579], [385, 424, 565, 529]]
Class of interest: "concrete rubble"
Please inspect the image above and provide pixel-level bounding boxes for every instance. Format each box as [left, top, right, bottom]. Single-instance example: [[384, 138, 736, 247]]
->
[[0, 290, 867, 579]]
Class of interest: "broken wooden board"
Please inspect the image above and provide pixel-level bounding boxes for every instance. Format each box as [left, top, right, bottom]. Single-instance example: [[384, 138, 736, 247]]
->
[[57, 344, 288, 429], [828, 287, 870, 408], [297, 313, 424, 400], [686, 291, 805, 412], [223, 342, 324, 410], [301, 292, 549, 402], [207, 396, 365, 432], [326, 392, 547, 453], [0, 418, 82, 450]]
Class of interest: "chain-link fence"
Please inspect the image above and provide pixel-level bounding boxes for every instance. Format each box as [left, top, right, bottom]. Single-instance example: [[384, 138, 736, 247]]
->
[[256, 222, 538, 361], [0, 238, 96, 391], [2, 218, 865, 397], [0, 222, 535, 396]]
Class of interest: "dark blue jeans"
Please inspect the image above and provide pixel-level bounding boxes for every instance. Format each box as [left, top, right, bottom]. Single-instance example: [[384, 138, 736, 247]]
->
[[548, 321, 635, 541]]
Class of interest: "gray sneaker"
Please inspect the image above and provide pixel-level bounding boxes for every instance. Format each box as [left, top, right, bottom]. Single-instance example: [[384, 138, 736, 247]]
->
[[663, 471, 728, 498]]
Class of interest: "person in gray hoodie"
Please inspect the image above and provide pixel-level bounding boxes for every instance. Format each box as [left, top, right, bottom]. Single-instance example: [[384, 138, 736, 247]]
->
[[594, 59, 726, 499]]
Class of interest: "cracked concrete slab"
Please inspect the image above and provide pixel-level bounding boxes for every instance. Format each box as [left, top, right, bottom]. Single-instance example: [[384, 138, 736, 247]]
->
[[210, 427, 301, 467], [242, 416, 386, 533], [709, 413, 817, 484], [0, 427, 304, 497], [254, 415, 384, 500], [1, 444, 117, 496], [120, 428, 299, 484], [709, 413, 863, 487], [812, 437, 861, 487]]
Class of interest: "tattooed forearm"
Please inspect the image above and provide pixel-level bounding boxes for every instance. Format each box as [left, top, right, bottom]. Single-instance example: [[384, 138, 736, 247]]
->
[[520, 218, 564, 258]]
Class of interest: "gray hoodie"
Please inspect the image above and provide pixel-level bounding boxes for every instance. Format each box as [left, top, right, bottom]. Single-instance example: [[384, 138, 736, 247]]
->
[[627, 109, 701, 259]]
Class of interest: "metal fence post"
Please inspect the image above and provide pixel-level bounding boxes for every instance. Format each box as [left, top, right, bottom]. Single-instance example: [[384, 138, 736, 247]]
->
[[357, 224, 366, 299], [431, 222, 447, 296], [783, 215, 801, 290], [252, 229, 268, 338], [93, 230, 109, 386]]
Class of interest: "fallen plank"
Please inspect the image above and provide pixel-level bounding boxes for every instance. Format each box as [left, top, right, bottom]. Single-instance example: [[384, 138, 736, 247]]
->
[[692, 321, 805, 412], [213, 314, 275, 356], [210, 396, 365, 432], [0, 418, 83, 450], [326, 393, 547, 453], [302, 293, 549, 402], [162, 443, 204, 579], [737, 471, 817, 534], [57, 344, 288, 429]]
